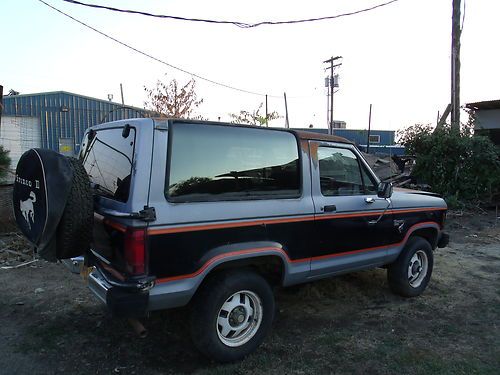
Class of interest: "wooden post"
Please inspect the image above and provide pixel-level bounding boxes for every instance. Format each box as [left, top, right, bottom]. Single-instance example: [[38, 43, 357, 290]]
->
[[366, 104, 372, 153], [0, 85, 3, 129], [265, 94, 269, 127], [451, 0, 461, 131], [284, 92, 289, 128], [120, 83, 125, 105]]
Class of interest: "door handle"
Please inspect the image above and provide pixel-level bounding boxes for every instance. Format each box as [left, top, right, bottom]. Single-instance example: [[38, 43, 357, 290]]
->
[[365, 197, 375, 204], [323, 205, 337, 213]]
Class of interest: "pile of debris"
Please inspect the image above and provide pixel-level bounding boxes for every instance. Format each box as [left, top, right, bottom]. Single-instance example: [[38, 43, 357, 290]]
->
[[0, 232, 36, 269], [363, 153, 428, 189]]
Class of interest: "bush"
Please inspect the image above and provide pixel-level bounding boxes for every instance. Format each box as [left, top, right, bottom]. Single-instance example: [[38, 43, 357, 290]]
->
[[0, 145, 11, 180], [397, 123, 500, 205]]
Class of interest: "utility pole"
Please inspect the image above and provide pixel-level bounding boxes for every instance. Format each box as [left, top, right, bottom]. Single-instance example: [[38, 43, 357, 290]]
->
[[366, 104, 373, 153], [283, 92, 289, 128], [451, 0, 461, 131], [120, 83, 125, 105], [0, 85, 3, 129], [265, 94, 269, 127], [323, 56, 342, 134]]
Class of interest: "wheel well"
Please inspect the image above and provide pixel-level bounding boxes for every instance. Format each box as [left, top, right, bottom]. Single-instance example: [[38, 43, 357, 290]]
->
[[410, 227, 438, 249], [206, 255, 285, 287]]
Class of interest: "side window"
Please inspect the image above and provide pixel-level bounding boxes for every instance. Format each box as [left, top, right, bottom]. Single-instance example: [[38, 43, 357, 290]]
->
[[318, 147, 376, 196], [167, 124, 300, 202]]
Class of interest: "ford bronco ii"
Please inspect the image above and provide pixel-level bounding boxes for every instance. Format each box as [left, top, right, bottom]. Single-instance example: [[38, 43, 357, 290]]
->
[[13, 118, 449, 362]]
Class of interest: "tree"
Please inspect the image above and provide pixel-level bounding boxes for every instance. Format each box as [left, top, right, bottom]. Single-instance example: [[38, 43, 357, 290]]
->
[[144, 75, 203, 119], [229, 103, 280, 126], [0, 146, 11, 180]]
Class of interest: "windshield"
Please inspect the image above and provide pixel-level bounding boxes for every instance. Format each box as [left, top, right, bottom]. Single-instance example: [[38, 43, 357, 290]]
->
[[80, 127, 136, 202]]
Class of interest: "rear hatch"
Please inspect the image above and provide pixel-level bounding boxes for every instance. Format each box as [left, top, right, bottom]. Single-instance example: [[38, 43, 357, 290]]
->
[[79, 120, 152, 277]]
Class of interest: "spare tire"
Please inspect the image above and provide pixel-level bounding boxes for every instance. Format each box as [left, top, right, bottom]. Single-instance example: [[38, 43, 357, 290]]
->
[[56, 157, 93, 259], [12, 149, 93, 261]]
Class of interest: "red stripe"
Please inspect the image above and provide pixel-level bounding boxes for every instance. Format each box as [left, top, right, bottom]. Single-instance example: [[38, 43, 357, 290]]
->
[[155, 221, 440, 284]]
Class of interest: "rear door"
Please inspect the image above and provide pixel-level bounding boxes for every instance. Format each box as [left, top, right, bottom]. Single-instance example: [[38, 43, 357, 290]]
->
[[79, 120, 153, 273], [309, 141, 395, 276]]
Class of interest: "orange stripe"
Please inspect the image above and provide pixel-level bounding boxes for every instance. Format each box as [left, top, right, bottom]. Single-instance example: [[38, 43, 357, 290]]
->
[[105, 220, 126, 232], [147, 215, 315, 235], [148, 207, 445, 235], [310, 221, 438, 262], [155, 221, 440, 284], [156, 247, 296, 283]]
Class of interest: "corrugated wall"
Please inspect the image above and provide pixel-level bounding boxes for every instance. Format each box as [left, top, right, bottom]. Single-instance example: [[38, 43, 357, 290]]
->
[[2, 92, 148, 153]]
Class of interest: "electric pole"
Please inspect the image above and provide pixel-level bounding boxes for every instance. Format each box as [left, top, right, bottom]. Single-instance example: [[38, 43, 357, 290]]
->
[[367, 104, 373, 153], [283, 92, 289, 128], [323, 56, 342, 134], [120, 83, 125, 105], [451, 0, 461, 131]]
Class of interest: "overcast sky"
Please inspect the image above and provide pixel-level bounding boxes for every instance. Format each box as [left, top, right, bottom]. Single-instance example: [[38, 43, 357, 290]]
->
[[1, 0, 498, 131]]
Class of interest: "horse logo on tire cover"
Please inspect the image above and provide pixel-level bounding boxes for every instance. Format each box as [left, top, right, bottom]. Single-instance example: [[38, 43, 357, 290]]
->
[[20, 191, 36, 230]]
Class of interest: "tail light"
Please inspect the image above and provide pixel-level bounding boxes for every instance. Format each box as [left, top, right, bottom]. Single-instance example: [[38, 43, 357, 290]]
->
[[124, 228, 146, 275]]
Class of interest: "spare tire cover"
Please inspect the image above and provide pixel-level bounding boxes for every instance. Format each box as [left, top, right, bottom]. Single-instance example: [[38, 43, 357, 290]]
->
[[13, 149, 74, 261]]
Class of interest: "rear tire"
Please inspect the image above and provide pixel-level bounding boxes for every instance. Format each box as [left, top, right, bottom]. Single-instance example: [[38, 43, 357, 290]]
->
[[190, 270, 275, 362], [387, 236, 433, 297]]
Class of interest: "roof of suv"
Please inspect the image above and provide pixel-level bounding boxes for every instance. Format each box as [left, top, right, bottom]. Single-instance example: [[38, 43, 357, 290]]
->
[[289, 129, 352, 144], [163, 118, 352, 145]]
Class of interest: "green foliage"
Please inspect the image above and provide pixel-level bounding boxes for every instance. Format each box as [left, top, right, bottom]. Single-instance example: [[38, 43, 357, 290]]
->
[[0, 145, 11, 179], [229, 103, 280, 126], [397, 123, 500, 204]]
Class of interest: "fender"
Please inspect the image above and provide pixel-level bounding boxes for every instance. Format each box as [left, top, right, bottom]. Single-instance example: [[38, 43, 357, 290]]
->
[[148, 241, 307, 311], [385, 221, 441, 263]]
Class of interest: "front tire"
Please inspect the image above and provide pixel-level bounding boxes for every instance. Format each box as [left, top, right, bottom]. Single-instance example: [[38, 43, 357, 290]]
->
[[387, 236, 434, 297], [190, 270, 275, 362]]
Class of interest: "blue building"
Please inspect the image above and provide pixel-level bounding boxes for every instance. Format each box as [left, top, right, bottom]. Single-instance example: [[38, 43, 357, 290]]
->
[[1, 91, 150, 155], [295, 127, 405, 155]]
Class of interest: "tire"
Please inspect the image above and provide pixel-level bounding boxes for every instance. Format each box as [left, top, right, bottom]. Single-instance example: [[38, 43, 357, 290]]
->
[[387, 236, 434, 297], [190, 270, 275, 362], [55, 157, 93, 259]]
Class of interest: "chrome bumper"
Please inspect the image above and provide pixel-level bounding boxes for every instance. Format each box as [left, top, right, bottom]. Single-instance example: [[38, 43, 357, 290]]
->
[[88, 268, 111, 305]]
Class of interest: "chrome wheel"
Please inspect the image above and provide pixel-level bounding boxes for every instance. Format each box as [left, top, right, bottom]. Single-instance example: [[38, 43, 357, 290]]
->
[[216, 290, 263, 347], [408, 250, 428, 288]]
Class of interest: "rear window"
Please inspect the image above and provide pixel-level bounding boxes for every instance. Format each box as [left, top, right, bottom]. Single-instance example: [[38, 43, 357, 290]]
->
[[167, 124, 300, 202], [80, 127, 135, 202]]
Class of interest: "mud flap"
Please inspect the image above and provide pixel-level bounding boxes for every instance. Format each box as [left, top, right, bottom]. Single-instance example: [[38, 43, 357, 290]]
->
[[12, 149, 73, 261]]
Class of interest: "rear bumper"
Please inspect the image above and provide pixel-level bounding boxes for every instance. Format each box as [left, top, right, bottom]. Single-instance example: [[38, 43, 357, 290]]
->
[[437, 231, 450, 248], [88, 267, 150, 317], [65, 252, 208, 315]]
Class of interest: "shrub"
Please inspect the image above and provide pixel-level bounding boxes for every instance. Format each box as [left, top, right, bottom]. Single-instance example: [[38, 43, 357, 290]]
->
[[397, 123, 500, 205], [0, 145, 11, 180]]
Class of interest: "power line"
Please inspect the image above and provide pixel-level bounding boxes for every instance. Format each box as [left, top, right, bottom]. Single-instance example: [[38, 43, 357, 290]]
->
[[61, 0, 402, 28], [37, 0, 273, 97]]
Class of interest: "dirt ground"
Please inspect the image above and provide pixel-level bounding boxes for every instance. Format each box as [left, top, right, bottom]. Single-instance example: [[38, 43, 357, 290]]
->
[[0, 211, 498, 375]]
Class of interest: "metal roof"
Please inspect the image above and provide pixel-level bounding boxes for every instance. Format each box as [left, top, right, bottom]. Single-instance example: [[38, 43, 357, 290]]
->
[[3, 90, 145, 112], [466, 99, 500, 110]]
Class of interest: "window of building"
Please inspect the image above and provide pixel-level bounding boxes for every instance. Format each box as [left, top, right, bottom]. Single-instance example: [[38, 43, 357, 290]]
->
[[318, 147, 377, 196], [167, 124, 300, 202], [368, 135, 380, 144]]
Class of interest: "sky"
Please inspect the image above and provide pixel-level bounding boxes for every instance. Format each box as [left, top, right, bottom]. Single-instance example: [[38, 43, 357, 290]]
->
[[1, 0, 499, 132]]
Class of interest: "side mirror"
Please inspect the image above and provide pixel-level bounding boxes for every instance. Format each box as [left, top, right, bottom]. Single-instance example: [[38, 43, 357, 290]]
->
[[377, 181, 393, 199]]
